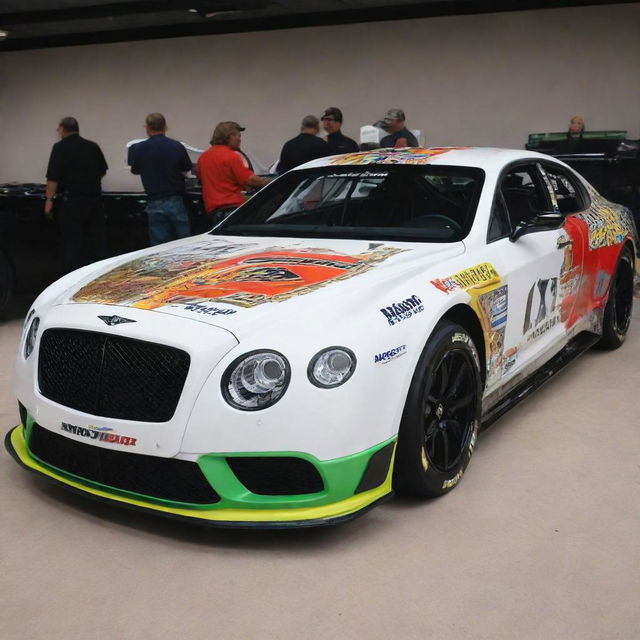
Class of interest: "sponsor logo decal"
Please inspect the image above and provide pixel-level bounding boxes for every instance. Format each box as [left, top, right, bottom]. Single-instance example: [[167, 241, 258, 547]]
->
[[522, 278, 561, 341], [98, 315, 136, 326], [451, 332, 472, 345], [374, 344, 407, 364], [61, 422, 137, 447], [183, 302, 237, 316], [469, 423, 478, 455], [442, 468, 464, 490], [421, 446, 429, 471], [380, 295, 424, 326], [526, 314, 559, 341], [431, 263, 500, 294], [523, 278, 558, 333]]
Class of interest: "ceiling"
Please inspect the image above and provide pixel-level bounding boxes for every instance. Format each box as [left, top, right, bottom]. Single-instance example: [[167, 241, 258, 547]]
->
[[0, 0, 631, 51]]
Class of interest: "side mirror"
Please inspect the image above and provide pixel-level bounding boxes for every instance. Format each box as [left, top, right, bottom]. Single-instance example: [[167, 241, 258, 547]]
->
[[510, 212, 564, 242]]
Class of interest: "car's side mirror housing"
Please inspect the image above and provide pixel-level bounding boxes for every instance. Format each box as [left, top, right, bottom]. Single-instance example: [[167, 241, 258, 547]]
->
[[509, 212, 564, 242]]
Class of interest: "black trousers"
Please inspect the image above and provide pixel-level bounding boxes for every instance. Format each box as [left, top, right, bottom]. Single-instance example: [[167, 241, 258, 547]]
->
[[56, 196, 107, 273]]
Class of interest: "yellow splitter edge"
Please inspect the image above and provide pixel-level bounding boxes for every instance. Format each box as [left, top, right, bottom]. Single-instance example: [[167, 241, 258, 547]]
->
[[6, 426, 394, 529]]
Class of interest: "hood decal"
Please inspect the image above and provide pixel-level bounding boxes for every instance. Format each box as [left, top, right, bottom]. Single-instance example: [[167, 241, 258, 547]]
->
[[72, 241, 405, 311], [329, 147, 466, 166]]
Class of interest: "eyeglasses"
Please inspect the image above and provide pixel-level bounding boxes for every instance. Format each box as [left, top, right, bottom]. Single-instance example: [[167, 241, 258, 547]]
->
[[321, 117, 337, 122]]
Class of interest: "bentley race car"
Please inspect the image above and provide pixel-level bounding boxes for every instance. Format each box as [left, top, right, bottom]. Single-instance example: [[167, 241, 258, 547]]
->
[[5, 147, 637, 528]]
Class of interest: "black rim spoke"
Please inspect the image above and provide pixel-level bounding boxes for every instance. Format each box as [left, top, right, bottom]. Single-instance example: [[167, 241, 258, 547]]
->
[[442, 431, 449, 466], [438, 355, 451, 396], [445, 364, 466, 401], [448, 392, 475, 413]]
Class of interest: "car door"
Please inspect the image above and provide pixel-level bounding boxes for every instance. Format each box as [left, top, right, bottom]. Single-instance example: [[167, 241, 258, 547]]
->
[[538, 161, 592, 330], [479, 162, 583, 395]]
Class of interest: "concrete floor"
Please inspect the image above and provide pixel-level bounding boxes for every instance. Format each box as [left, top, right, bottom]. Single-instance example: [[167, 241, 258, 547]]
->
[[1, 294, 639, 640]]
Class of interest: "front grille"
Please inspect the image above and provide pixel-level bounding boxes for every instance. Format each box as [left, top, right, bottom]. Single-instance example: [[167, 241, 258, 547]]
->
[[226, 456, 324, 495], [29, 423, 219, 504], [38, 328, 190, 422]]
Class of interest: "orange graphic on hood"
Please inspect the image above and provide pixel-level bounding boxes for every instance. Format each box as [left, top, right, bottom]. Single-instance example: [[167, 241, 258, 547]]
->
[[72, 245, 404, 310], [330, 147, 467, 166]]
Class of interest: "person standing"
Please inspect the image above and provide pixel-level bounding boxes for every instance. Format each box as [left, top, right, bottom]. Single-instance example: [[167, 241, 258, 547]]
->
[[45, 116, 108, 273], [277, 115, 330, 173], [197, 121, 269, 223], [321, 107, 359, 155], [379, 108, 419, 148], [128, 112, 193, 245]]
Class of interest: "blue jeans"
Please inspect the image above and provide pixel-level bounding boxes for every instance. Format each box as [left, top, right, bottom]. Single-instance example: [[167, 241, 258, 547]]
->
[[146, 195, 190, 246]]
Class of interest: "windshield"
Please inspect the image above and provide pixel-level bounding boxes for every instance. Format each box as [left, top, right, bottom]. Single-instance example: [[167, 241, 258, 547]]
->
[[211, 165, 485, 242]]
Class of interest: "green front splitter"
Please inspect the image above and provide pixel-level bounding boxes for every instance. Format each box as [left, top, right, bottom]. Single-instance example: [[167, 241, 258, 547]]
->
[[5, 423, 396, 528]]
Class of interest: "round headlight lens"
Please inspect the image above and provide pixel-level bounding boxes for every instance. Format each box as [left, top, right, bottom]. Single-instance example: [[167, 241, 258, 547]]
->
[[308, 347, 356, 388], [24, 317, 40, 360], [222, 350, 290, 410]]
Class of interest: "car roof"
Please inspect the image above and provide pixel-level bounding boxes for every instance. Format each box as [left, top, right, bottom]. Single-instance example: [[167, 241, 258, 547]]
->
[[297, 147, 554, 172]]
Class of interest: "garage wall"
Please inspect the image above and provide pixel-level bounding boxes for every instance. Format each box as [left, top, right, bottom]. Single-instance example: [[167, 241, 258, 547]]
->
[[0, 2, 638, 191]]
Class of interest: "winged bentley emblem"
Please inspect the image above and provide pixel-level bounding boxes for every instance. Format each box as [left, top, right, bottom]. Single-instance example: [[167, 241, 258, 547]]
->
[[97, 315, 136, 326]]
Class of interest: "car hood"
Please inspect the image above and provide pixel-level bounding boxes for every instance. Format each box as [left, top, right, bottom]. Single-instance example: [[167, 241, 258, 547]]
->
[[60, 234, 465, 338]]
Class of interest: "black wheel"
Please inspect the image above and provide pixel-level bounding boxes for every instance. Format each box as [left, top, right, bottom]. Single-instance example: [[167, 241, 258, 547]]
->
[[596, 246, 634, 350], [0, 249, 15, 316], [393, 321, 482, 498]]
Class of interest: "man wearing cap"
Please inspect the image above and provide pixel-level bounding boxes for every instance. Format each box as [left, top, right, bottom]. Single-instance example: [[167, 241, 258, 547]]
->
[[197, 121, 269, 223], [277, 115, 330, 174], [128, 112, 193, 245], [379, 108, 419, 148], [321, 107, 359, 155]]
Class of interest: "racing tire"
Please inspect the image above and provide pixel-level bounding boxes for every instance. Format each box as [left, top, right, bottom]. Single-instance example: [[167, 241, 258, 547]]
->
[[0, 250, 15, 316], [596, 246, 634, 350], [393, 321, 482, 498]]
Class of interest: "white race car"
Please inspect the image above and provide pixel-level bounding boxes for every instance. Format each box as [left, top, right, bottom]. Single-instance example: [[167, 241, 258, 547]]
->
[[6, 147, 636, 528]]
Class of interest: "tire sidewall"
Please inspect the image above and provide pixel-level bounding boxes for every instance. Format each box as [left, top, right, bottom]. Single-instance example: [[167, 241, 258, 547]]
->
[[394, 322, 482, 497]]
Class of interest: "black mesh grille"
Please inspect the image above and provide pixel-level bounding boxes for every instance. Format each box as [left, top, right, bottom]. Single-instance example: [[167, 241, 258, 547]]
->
[[38, 328, 190, 422], [29, 423, 219, 504], [226, 456, 324, 495]]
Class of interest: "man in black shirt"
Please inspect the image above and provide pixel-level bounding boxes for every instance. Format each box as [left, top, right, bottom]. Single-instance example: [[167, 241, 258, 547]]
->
[[45, 116, 108, 273], [277, 115, 330, 174], [321, 107, 359, 155], [128, 113, 193, 245], [379, 108, 420, 148]]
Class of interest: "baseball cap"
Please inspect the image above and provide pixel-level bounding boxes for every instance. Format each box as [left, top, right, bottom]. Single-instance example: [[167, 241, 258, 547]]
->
[[321, 107, 343, 122], [383, 108, 406, 123], [211, 121, 246, 145]]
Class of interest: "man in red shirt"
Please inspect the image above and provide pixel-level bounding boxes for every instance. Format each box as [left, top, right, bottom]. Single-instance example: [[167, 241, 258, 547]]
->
[[197, 121, 269, 223]]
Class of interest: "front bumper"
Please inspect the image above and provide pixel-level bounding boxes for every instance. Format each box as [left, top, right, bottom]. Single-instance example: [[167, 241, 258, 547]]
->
[[5, 424, 395, 529]]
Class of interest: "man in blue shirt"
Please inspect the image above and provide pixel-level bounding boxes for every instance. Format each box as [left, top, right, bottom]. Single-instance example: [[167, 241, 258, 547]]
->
[[128, 113, 193, 245]]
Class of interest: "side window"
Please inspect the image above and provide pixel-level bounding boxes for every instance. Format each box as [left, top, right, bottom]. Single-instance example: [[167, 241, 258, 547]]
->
[[541, 164, 587, 215], [498, 165, 550, 229], [487, 194, 511, 241]]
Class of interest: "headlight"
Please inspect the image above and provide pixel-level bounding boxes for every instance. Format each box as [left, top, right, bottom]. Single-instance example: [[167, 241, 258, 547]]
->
[[24, 317, 40, 359], [24, 308, 35, 329], [308, 347, 356, 388], [222, 350, 290, 411]]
